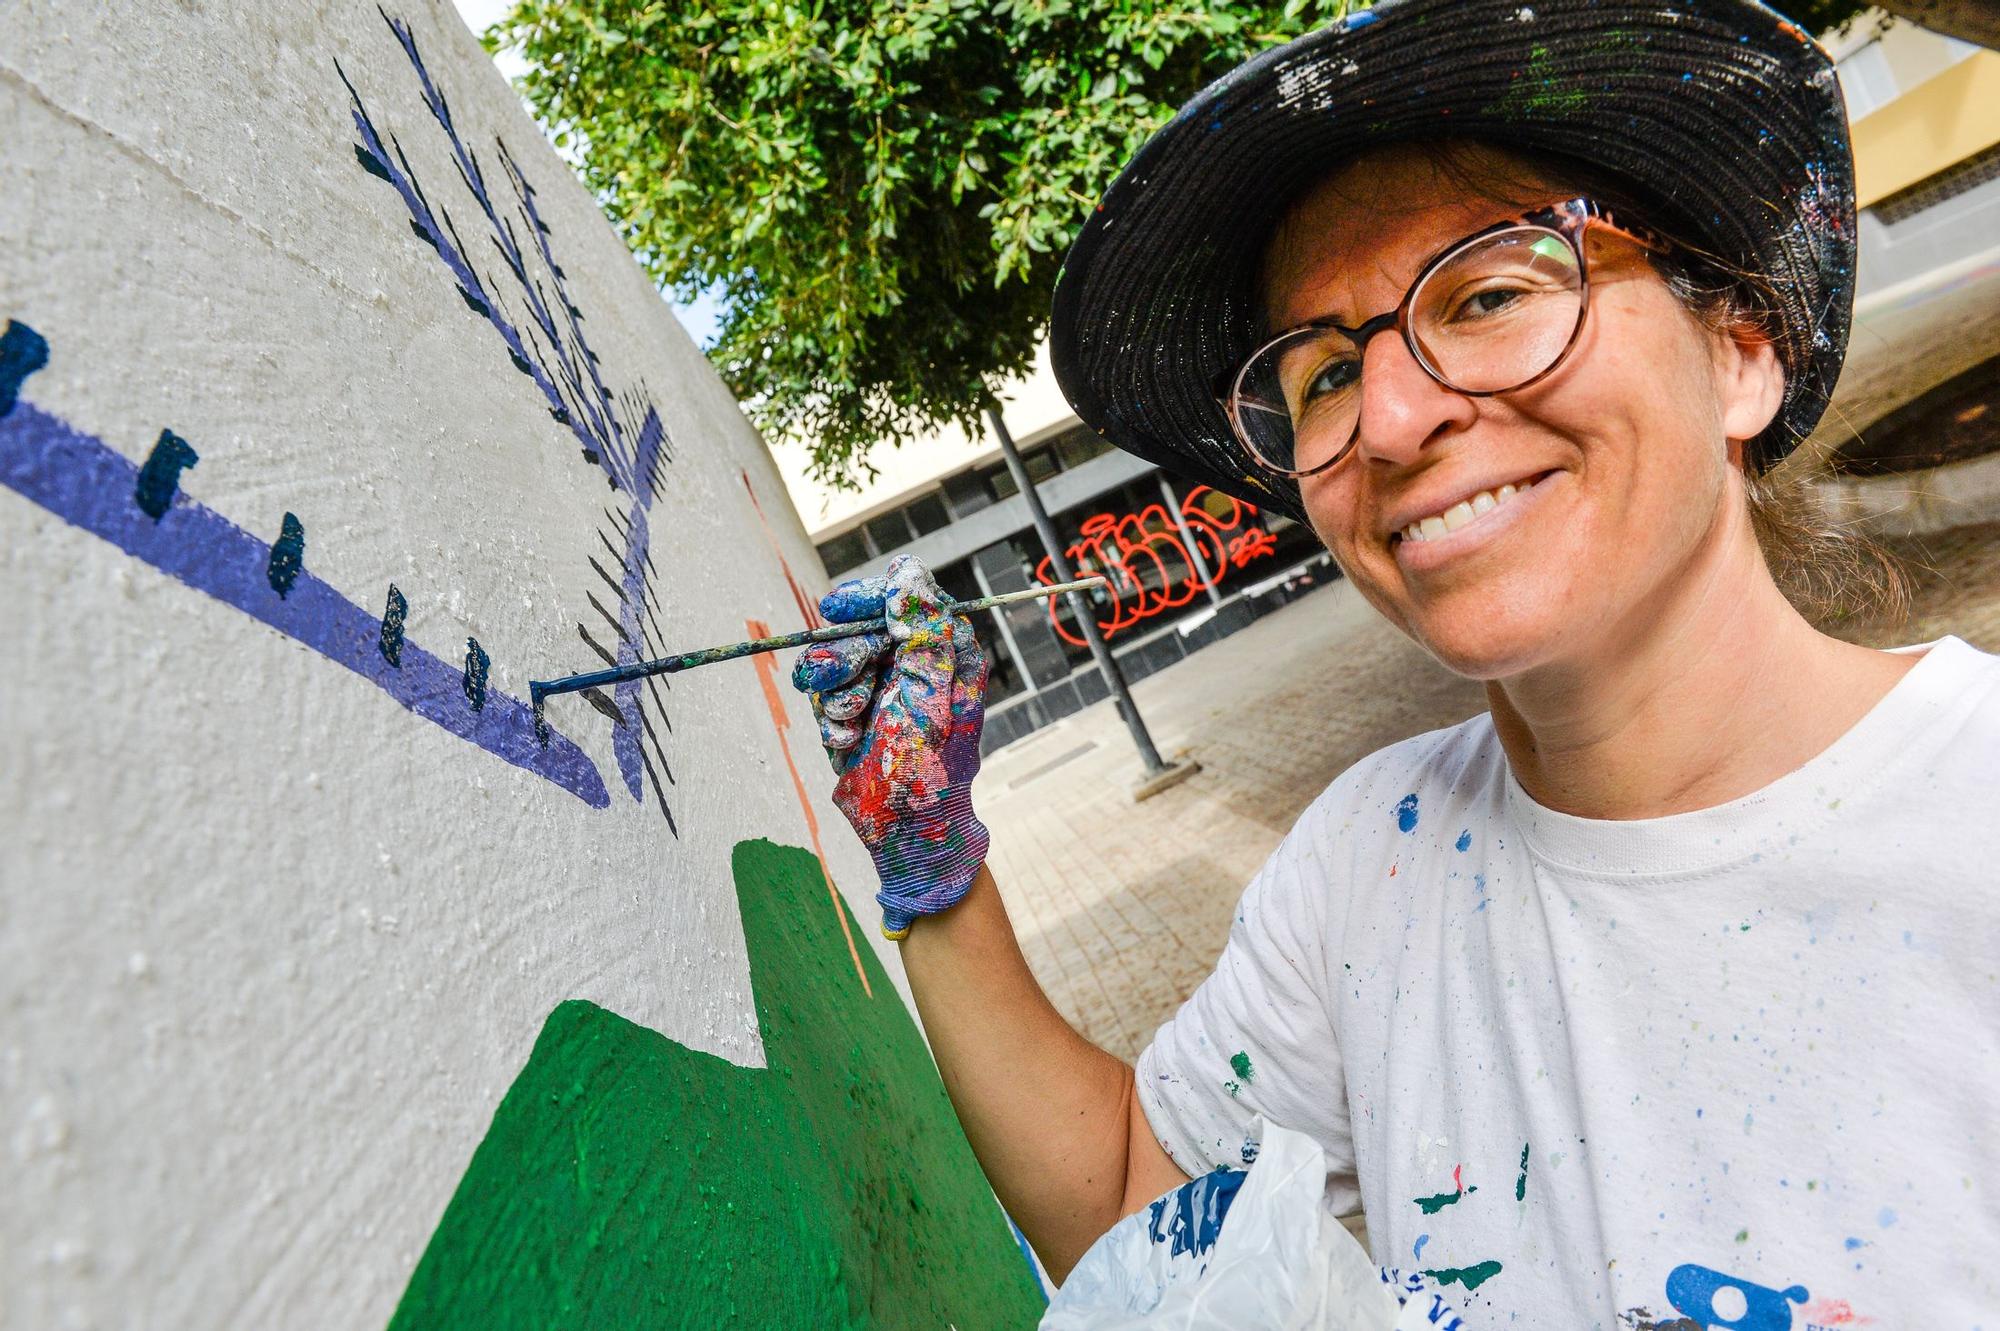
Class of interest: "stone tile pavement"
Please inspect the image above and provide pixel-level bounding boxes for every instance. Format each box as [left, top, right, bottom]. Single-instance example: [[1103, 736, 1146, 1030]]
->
[[980, 530, 2000, 1064]]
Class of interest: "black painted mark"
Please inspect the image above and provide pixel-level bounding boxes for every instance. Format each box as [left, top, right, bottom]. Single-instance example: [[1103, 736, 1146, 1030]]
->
[[355, 143, 393, 182], [585, 555, 625, 603], [379, 583, 409, 666], [457, 286, 491, 318], [578, 686, 625, 727], [267, 512, 305, 597], [0, 320, 50, 419], [134, 429, 199, 520], [576, 622, 618, 669], [462, 636, 489, 710], [585, 591, 629, 644]]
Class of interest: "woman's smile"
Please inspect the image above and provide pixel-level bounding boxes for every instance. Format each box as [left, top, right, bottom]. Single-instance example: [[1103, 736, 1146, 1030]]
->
[[1384, 466, 1563, 571]]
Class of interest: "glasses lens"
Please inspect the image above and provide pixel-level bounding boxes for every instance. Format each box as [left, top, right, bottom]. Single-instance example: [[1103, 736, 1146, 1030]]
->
[[1230, 326, 1365, 475], [1410, 226, 1584, 393]]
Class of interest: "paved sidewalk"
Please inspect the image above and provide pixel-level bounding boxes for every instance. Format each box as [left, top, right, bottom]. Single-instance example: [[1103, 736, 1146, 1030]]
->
[[982, 529, 2000, 1063]]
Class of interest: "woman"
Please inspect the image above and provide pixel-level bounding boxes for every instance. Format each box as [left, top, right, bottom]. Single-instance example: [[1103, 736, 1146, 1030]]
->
[[792, 0, 2000, 1322]]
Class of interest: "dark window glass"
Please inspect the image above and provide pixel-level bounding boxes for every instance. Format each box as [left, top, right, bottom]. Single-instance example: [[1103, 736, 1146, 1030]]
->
[[904, 492, 950, 537], [815, 529, 869, 577], [986, 463, 1019, 501], [931, 559, 1022, 706], [1057, 430, 1113, 471], [1025, 448, 1061, 483], [941, 469, 995, 517], [863, 510, 914, 554]]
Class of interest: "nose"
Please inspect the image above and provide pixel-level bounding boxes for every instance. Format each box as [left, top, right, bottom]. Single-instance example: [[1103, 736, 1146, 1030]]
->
[[1350, 329, 1476, 467]]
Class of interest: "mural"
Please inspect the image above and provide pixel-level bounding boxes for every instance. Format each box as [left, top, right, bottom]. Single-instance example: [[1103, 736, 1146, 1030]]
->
[[1035, 485, 1279, 645], [338, 13, 682, 829], [0, 5, 1036, 1326], [389, 841, 1039, 1329]]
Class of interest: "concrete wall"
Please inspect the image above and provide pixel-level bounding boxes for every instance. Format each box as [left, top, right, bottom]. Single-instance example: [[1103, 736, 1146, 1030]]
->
[[0, 5, 1038, 1327]]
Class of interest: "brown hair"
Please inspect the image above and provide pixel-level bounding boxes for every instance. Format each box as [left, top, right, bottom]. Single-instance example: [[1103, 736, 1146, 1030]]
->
[[1633, 208, 1909, 629], [1277, 139, 1907, 628]]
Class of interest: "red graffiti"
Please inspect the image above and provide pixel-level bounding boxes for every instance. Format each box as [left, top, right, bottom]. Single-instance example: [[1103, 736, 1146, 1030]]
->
[[1034, 486, 1278, 646]]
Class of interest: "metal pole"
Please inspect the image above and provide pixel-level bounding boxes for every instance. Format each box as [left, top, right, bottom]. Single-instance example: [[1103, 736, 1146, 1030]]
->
[[1157, 474, 1226, 609], [986, 408, 1168, 777]]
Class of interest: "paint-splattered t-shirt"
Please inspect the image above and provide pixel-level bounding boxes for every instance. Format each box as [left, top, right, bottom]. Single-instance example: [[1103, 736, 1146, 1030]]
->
[[1137, 637, 2000, 1328]]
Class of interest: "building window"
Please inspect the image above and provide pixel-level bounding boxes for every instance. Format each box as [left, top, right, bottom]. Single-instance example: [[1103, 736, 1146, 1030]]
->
[[815, 529, 869, 576], [905, 491, 951, 537], [1056, 429, 1113, 471], [863, 510, 914, 555], [931, 557, 1023, 707]]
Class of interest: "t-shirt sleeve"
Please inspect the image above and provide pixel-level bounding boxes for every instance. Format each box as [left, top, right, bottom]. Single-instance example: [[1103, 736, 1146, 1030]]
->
[[1133, 806, 1358, 1211]]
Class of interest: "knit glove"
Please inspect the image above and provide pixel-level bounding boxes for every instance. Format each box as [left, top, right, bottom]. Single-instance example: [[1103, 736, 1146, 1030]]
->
[[791, 554, 991, 939]]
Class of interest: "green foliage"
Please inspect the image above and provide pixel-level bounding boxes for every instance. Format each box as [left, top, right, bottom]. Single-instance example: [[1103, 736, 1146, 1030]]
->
[[489, 0, 1363, 488]]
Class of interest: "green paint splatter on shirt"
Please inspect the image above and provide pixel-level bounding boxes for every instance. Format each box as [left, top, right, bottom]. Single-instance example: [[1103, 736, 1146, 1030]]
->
[[1229, 1051, 1255, 1083], [1413, 1184, 1477, 1215], [1516, 1142, 1530, 1202], [1423, 1260, 1503, 1292], [386, 839, 1042, 1330]]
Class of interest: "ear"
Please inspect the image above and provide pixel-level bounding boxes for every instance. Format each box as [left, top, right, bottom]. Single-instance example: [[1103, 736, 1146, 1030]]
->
[[1713, 325, 1785, 447]]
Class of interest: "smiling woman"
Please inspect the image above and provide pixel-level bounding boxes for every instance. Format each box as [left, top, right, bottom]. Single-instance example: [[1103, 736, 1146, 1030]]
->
[[786, 0, 2000, 1323]]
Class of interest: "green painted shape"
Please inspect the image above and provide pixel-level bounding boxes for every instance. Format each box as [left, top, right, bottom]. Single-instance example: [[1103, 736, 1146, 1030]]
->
[[1422, 1260, 1504, 1292], [1228, 1051, 1254, 1083], [387, 839, 1043, 1330], [1413, 1183, 1476, 1215], [1516, 1142, 1530, 1202]]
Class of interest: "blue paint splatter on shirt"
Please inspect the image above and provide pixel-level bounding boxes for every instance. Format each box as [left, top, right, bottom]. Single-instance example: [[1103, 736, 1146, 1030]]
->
[[1395, 794, 1420, 833], [1145, 1168, 1246, 1260], [1455, 829, 1472, 852], [1414, 1234, 1430, 1262]]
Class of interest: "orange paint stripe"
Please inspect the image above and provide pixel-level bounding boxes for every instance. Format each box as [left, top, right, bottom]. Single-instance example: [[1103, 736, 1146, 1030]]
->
[[747, 618, 871, 998]]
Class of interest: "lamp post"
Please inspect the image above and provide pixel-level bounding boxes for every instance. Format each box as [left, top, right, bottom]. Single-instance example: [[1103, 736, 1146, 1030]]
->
[[986, 408, 1197, 796]]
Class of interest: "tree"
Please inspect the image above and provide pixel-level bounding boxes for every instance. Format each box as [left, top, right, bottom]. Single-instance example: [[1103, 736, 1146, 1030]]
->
[[490, 0, 1871, 490], [1876, 0, 2000, 48]]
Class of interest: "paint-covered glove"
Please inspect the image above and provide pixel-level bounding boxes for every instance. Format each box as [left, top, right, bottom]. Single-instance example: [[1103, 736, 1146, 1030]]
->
[[791, 554, 990, 940]]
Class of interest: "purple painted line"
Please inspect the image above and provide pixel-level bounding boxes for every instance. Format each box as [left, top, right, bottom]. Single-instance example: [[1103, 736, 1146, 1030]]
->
[[609, 408, 665, 802], [0, 397, 610, 808]]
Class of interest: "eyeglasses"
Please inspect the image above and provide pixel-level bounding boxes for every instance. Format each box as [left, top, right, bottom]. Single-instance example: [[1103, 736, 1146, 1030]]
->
[[1224, 197, 1668, 478]]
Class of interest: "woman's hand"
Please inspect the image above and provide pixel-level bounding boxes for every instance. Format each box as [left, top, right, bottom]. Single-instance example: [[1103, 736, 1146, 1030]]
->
[[791, 555, 990, 939]]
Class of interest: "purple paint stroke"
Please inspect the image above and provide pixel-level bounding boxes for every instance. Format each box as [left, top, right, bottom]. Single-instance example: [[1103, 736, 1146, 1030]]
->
[[0, 395, 609, 808], [337, 11, 664, 495], [609, 409, 666, 804]]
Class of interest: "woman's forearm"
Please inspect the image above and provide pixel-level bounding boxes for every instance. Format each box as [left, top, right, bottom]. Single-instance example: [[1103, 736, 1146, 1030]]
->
[[899, 863, 1188, 1281]]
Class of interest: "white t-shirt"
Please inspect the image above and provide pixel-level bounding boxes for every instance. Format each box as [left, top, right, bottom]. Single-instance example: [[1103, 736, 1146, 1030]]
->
[[1137, 637, 2000, 1328]]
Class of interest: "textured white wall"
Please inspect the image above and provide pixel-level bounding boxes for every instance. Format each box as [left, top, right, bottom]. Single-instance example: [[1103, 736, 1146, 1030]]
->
[[0, 3, 890, 1325]]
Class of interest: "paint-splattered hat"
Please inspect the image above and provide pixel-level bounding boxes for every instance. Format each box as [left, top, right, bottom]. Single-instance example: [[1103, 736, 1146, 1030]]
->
[[1048, 0, 1856, 525]]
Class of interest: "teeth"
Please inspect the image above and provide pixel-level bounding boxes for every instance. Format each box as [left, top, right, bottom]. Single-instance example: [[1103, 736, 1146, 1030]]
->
[[1399, 480, 1532, 543]]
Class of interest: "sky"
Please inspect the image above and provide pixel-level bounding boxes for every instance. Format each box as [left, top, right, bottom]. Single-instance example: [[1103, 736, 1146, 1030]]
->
[[448, 0, 726, 347]]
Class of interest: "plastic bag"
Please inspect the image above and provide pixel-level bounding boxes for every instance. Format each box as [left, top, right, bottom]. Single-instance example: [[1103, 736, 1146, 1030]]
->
[[1040, 1120, 1467, 1330]]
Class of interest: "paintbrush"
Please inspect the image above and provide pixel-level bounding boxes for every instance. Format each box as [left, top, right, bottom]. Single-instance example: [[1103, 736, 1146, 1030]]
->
[[530, 576, 1110, 707]]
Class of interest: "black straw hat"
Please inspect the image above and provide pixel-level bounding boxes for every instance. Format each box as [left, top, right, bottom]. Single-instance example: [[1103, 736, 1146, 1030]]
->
[[1048, 0, 1857, 526]]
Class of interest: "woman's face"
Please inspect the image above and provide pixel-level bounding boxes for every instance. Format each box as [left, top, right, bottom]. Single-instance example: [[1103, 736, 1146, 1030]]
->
[[1264, 145, 1784, 681]]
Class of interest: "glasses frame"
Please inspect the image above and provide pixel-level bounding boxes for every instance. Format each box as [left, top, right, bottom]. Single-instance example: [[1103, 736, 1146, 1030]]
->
[[1224, 196, 1669, 479]]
